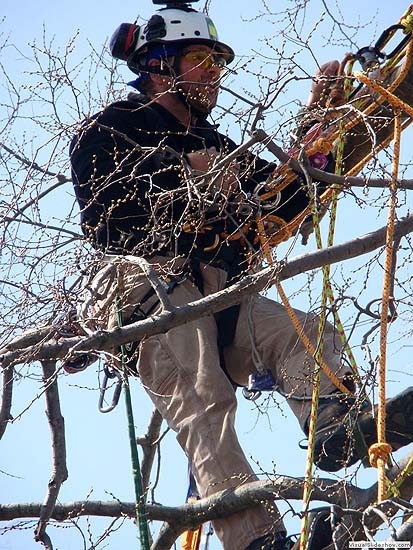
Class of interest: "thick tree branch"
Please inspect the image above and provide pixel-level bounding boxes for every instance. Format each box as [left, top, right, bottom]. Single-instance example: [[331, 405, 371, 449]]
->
[[2, 452, 412, 549], [395, 515, 413, 544], [2, 451, 413, 549], [1, 213, 413, 368], [0, 475, 364, 523], [0, 364, 13, 440], [34, 361, 68, 549]]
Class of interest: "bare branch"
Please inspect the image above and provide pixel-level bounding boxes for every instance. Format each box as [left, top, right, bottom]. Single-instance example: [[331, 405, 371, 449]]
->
[[0, 141, 71, 183], [395, 515, 413, 544], [0, 364, 13, 440], [136, 408, 164, 493], [0, 475, 364, 523], [3, 451, 413, 550], [255, 129, 413, 190], [34, 361, 68, 549]]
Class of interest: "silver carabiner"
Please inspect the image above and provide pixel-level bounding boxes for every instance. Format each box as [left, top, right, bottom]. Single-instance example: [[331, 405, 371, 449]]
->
[[98, 366, 123, 413]]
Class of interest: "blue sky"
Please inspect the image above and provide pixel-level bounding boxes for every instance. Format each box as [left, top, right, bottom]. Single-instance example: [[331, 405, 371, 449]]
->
[[1, 1, 413, 549]]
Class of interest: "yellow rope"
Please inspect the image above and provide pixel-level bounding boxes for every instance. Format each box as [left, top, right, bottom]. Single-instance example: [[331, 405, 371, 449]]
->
[[354, 74, 413, 119], [299, 66, 361, 548], [263, 39, 413, 417], [258, 27, 413, 521], [299, 213, 332, 550], [368, 107, 402, 502], [320, 60, 365, 390], [277, 22, 413, 545]]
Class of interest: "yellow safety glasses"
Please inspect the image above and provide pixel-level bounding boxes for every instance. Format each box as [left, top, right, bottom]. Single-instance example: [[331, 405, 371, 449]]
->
[[182, 49, 228, 71]]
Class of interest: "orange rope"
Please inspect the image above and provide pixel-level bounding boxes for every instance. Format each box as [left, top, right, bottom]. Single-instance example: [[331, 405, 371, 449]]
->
[[262, 40, 413, 248], [256, 218, 351, 395], [275, 281, 351, 395], [354, 74, 413, 120]]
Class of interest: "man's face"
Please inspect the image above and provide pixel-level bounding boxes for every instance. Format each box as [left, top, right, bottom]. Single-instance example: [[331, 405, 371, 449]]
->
[[177, 44, 227, 113]]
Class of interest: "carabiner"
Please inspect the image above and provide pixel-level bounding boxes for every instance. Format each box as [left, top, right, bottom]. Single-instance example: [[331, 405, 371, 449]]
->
[[375, 23, 410, 61], [98, 365, 123, 413]]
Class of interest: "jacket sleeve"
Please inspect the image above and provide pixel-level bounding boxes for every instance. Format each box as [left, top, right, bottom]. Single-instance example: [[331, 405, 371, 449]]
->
[[70, 103, 188, 253]]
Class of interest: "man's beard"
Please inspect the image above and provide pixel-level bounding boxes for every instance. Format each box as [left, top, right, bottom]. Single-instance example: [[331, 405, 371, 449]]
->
[[177, 80, 219, 115]]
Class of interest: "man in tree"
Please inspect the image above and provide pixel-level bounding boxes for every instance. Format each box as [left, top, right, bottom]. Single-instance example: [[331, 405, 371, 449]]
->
[[69, 1, 413, 548]]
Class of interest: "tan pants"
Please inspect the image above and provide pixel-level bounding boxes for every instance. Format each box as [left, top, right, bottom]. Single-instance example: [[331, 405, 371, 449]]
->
[[89, 255, 351, 550]]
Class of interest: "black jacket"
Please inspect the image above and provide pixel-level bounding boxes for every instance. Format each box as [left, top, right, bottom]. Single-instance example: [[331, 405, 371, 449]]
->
[[70, 93, 312, 269]]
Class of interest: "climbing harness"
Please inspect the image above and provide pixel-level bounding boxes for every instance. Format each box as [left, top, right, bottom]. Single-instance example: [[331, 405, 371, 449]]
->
[[97, 265, 187, 413]]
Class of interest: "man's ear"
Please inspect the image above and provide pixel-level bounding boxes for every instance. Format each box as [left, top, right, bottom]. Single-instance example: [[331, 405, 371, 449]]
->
[[147, 58, 173, 90]]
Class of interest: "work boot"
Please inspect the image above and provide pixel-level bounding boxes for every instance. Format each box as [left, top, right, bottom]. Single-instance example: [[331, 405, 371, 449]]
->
[[246, 531, 294, 550], [306, 507, 334, 550], [312, 387, 413, 472]]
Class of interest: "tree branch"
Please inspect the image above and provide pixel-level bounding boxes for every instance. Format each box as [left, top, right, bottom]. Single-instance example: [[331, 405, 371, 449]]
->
[[1, 213, 413, 368], [0, 141, 71, 182], [254, 129, 413, 190], [2, 454, 413, 550], [136, 408, 164, 494], [34, 361, 68, 549], [395, 515, 413, 544], [0, 475, 364, 524], [0, 364, 13, 440], [2, 452, 413, 549]]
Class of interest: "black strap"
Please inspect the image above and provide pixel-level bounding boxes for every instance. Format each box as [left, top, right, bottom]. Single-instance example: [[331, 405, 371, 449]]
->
[[189, 258, 204, 295], [215, 305, 241, 348], [189, 257, 240, 348], [188, 258, 241, 390]]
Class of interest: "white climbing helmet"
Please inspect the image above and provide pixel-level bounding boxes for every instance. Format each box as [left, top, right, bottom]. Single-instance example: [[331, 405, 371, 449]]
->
[[110, 2, 234, 72], [137, 7, 234, 60]]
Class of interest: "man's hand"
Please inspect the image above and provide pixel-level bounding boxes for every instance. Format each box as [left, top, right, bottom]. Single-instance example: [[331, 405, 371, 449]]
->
[[306, 60, 340, 108], [186, 147, 240, 194]]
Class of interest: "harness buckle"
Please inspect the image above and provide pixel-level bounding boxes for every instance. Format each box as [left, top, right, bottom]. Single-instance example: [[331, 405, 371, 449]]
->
[[163, 272, 187, 293], [242, 369, 277, 401]]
